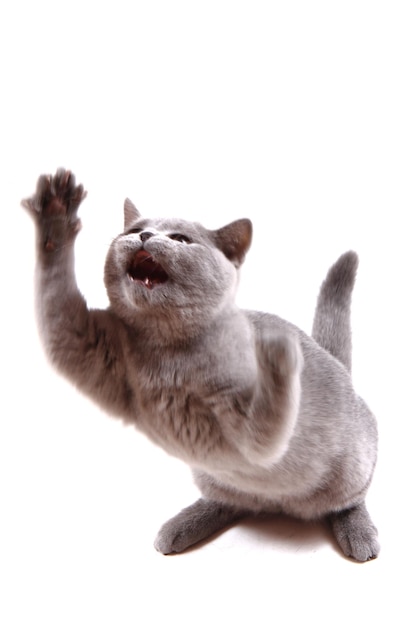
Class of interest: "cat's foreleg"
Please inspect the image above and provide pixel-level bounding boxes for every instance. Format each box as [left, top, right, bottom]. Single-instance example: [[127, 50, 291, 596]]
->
[[328, 501, 380, 562], [154, 498, 246, 554], [22, 169, 88, 360], [22, 170, 131, 415], [230, 332, 303, 467]]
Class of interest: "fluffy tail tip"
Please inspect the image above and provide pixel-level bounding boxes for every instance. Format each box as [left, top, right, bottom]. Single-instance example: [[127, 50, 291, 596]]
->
[[320, 250, 359, 304]]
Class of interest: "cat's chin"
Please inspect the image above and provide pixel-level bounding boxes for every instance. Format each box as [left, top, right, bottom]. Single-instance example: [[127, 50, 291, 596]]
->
[[127, 249, 169, 290]]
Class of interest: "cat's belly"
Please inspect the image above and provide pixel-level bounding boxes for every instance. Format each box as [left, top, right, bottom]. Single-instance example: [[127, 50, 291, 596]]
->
[[204, 460, 320, 503], [193, 463, 347, 519], [194, 437, 376, 519]]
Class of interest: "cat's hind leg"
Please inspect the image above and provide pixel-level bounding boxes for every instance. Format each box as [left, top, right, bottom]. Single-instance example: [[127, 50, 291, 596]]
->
[[328, 501, 379, 562], [154, 498, 246, 554]]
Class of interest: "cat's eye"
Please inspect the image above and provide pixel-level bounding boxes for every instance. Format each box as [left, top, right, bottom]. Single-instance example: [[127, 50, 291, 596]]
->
[[169, 233, 192, 244], [126, 227, 142, 235]]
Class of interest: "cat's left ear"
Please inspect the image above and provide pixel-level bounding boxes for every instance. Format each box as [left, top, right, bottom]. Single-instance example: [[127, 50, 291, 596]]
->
[[124, 198, 141, 230], [212, 218, 252, 267]]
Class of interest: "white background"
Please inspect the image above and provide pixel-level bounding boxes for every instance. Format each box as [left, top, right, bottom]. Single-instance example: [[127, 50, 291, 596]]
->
[[1, 1, 416, 624]]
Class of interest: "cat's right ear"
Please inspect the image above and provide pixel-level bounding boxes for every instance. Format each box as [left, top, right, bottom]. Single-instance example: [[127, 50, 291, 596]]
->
[[124, 198, 141, 230]]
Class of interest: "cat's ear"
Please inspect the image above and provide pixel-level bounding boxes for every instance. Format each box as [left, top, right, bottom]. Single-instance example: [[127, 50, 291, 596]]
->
[[124, 198, 141, 230], [212, 218, 252, 267]]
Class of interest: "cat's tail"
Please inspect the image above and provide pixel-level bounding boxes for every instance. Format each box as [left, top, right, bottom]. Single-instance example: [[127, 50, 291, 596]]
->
[[311, 251, 359, 373]]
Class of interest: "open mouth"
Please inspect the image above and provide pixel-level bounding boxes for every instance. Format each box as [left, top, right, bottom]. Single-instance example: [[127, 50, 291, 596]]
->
[[127, 250, 169, 289]]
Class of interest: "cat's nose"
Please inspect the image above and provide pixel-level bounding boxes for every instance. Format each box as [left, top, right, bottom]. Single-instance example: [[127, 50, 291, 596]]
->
[[140, 231, 154, 242]]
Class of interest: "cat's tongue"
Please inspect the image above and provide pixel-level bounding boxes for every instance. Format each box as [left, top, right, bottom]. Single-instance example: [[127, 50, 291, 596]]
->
[[127, 250, 169, 289]]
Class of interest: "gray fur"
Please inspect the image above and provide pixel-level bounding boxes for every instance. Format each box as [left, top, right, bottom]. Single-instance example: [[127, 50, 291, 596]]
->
[[312, 251, 359, 373], [22, 169, 379, 562]]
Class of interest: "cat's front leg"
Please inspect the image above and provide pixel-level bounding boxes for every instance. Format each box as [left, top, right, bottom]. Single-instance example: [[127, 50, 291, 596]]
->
[[22, 169, 88, 352], [229, 332, 303, 467], [154, 499, 246, 554], [22, 171, 132, 417]]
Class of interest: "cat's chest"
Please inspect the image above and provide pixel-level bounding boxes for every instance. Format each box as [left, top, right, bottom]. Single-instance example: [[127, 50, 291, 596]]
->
[[128, 344, 256, 463], [130, 331, 257, 397], [134, 351, 245, 418]]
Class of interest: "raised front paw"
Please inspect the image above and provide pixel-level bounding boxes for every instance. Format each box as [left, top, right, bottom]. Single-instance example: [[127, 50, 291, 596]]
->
[[22, 169, 87, 253]]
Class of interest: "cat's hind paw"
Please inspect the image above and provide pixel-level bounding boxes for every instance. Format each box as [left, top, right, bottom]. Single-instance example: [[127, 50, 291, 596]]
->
[[154, 499, 244, 554], [22, 169, 87, 252], [329, 502, 380, 562]]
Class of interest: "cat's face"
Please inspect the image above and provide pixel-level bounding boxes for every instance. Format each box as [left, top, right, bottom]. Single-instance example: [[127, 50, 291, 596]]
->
[[104, 200, 252, 335]]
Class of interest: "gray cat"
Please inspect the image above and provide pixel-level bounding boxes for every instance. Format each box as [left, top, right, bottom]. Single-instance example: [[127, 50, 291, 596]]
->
[[22, 169, 379, 562]]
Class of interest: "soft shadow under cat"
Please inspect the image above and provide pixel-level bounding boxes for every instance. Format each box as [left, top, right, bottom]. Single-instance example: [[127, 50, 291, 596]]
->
[[160, 513, 342, 560]]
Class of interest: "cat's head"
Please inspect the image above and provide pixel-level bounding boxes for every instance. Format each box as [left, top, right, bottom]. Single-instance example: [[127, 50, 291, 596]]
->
[[104, 199, 252, 338]]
